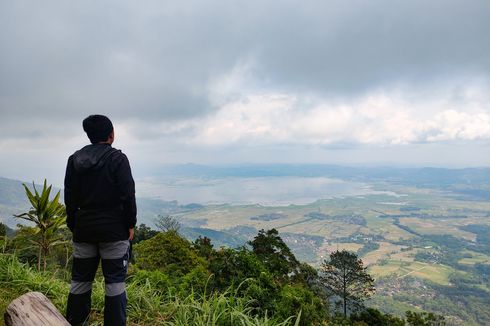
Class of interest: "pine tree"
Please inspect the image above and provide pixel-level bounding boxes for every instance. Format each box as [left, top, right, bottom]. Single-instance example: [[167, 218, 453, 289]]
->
[[320, 249, 375, 317]]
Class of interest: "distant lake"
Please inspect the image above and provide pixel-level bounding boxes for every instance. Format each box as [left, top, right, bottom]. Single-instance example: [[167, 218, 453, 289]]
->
[[137, 176, 399, 206]]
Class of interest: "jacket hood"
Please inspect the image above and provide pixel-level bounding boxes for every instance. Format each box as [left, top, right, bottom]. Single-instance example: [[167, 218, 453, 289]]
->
[[72, 144, 116, 172]]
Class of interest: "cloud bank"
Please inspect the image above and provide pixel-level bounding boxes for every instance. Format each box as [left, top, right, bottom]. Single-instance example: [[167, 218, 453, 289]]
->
[[0, 0, 489, 183]]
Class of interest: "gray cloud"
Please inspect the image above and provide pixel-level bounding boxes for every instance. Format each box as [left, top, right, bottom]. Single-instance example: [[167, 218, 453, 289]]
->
[[1, 0, 489, 122], [251, 0, 490, 94], [1, 0, 490, 181]]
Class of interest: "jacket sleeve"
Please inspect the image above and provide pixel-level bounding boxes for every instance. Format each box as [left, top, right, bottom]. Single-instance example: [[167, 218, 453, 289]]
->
[[114, 153, 137, 229], [64, 155, 78, 232]]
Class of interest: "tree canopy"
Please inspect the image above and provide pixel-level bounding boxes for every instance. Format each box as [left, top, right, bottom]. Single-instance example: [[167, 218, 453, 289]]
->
[[249, 228, 300, 279]]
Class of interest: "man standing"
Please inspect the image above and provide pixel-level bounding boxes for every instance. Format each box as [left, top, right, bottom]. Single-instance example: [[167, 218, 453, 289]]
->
[[64, 115, 136, 325]]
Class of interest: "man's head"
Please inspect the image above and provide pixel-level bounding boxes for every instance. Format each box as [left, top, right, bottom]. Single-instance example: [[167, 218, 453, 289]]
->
[[82, 115, 114, 144]]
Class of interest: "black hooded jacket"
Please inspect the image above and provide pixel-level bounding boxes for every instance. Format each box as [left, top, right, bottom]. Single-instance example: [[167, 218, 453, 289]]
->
[[64, 143, 137, 242]]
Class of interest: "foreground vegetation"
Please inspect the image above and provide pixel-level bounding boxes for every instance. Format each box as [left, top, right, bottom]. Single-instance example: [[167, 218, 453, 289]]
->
[[0, 253, 301, 326], [1, 223, 446, 325], [0, 180, 451, 325]]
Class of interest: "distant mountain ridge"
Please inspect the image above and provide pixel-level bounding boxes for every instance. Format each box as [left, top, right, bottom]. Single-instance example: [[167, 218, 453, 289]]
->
[[0, 176, 203, 228], [0, 177, 35, 208], [157, 164, 490, 201], [159, 163, 490, 183], [0, 177, 44, 227], [2, 164, 490, 226]]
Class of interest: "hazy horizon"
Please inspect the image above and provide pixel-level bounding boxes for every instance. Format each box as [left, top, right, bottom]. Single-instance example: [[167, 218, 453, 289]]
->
[[2, 161, 489, 195]]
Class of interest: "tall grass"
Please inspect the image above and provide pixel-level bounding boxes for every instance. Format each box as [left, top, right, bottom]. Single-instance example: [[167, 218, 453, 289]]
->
[[0, 254, 69, 308], [0, 254, 300, 325]]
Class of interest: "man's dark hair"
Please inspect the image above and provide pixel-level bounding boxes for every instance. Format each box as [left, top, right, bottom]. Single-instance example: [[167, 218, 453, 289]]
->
[[83, 115, 114, 144]]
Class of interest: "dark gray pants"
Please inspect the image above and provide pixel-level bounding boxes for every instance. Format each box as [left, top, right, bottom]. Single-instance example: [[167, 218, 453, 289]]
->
[[66, 240, 130, 326]]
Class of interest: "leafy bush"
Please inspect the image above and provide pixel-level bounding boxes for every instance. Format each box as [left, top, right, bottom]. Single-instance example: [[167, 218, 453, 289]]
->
[[209, 247, 269, 290], [133, 231, 206, 277], [351, 308, 405, 326], [275, 284, 326, 326]]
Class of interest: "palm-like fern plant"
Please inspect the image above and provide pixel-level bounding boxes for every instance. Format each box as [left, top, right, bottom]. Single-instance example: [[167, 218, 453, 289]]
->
[[14, 180, 67, 271]]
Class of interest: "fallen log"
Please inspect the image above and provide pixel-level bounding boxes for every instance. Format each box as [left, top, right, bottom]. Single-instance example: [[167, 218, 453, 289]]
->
[[4, 292, 70, 326]]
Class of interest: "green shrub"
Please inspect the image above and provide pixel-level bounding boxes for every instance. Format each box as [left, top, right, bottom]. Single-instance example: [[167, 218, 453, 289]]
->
[[275, 284, 326, 326], [209, 247, 269, 290], [351, 308, 405, 326], [133, 231, 206, 276]]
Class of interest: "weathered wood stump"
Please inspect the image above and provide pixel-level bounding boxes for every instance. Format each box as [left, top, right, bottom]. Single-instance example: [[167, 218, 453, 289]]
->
[[4, 292, 70, 326]]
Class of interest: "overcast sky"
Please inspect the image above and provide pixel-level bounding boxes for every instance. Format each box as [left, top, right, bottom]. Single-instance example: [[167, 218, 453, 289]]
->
[[1, 0, 490, 185]]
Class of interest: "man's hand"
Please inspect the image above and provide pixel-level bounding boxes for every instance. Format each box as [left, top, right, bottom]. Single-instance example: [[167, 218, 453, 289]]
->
[[128, 228, 134, 241]]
